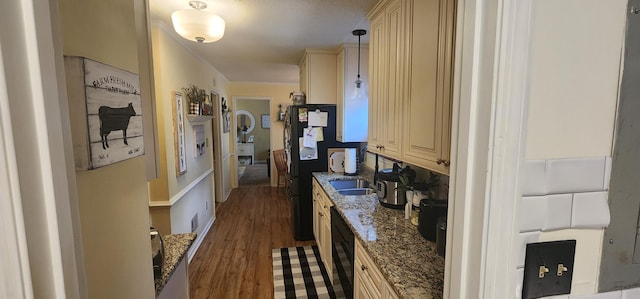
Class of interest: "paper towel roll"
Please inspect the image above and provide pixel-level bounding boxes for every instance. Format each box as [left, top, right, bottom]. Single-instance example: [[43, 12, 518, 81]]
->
[[344, 148, 357, 175]]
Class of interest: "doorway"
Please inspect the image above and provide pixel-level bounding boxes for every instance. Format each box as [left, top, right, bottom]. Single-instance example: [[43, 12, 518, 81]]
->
[[233, 97, 271, 187]]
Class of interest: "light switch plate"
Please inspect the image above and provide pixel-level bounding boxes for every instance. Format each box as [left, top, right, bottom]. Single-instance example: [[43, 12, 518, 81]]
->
[[522, 240, 576, 299]]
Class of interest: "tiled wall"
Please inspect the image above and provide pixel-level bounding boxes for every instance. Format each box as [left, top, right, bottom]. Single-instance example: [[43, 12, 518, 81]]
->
[[543, 287, 640, 299], [515, 156, 628, 298]]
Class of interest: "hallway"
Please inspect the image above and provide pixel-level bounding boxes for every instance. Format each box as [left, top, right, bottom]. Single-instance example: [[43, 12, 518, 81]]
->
[[238, 163, 270, 187], [188, 186, 314, 298]]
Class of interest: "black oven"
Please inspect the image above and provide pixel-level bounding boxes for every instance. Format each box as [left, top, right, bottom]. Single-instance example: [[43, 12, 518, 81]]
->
[[331, 206, 354, 298]]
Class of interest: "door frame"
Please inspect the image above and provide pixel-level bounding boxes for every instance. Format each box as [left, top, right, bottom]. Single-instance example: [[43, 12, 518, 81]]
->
[[446, 0, 533, 297], [231, 96, 272, 188]]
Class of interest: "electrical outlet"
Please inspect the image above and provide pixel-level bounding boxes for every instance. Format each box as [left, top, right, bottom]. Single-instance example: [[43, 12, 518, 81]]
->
[[522, 240, 576, 299], [191, 214, 198, 232]]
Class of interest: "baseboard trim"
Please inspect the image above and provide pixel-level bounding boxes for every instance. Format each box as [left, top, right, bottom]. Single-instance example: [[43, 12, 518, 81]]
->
[[188, 215, 215, 263]]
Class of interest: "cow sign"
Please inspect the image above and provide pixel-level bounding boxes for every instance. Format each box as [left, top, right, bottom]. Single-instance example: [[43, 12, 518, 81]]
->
[[65, 56, 144, 170]]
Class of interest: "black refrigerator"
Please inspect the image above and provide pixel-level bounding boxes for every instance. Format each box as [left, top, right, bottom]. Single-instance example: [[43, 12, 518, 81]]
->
[[284, 104, 360, 241]]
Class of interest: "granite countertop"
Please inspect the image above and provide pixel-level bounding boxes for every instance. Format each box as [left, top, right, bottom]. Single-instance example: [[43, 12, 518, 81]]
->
[[155, 233, 196, 296], [313, 172, 445, 299]]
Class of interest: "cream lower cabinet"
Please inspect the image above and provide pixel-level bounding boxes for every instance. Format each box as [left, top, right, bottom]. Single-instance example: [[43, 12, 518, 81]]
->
[[354, 239, 398, 299], [367, 0, 456, 175], [312, 178, 334, 282]]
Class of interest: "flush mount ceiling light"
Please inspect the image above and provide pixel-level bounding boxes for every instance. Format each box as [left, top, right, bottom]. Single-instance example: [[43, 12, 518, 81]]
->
[[171, 1, 225, 43]]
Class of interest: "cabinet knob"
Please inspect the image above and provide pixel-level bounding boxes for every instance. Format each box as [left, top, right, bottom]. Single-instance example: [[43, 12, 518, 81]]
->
[[443, 160, 451, 167], [437, 159, 443, 165], [323, 205, 328, 209], [361, 265, 368, 271], [319, 212, 323, 217]]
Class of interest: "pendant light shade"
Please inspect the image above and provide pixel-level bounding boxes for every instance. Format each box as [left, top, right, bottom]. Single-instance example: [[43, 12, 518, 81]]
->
[[172, 1, 225, 43]]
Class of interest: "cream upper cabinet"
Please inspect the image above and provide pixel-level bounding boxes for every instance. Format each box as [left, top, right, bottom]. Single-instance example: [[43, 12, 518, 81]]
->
[[401, 0, 455, 175], [337, 44, 370, 143], [299, 50, 337, 104], [367, 0, 404, 161], [367, 0, 455, 175]]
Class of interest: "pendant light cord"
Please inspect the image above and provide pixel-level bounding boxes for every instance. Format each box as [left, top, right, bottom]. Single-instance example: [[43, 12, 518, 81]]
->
[[353, 29, 366, 88], [357, 34, 361, 85]]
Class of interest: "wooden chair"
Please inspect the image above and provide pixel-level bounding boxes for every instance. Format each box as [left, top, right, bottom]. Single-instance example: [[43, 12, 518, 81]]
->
[[273, 149, 288, 189]]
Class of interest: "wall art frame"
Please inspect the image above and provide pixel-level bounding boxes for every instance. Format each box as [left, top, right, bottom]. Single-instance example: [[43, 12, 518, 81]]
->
[[193, 124, 205, 157], [173, 91, 187, 176], [261, 114, 270, 128]]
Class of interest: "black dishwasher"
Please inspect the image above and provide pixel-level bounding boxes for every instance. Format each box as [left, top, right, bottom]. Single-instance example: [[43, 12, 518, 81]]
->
[[331, 206, 354, 299]]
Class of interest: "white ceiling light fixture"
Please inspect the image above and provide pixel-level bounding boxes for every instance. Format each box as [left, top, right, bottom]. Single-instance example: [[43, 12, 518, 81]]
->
[[171, 1, 225, 43]]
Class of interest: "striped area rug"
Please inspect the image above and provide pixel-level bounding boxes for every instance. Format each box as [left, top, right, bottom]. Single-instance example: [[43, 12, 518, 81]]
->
[[272, 245, 338, 299]]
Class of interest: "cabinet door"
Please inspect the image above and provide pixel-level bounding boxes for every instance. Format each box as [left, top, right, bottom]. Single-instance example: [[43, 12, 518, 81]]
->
[[402, 0, 455, 175], [368, 13, 385, 154], [305, 51, 337, 104], [354, 272, 376, 299], [321, 214, 333, 282], [312, 181, 321, 241], [381, 0, 404, 160]]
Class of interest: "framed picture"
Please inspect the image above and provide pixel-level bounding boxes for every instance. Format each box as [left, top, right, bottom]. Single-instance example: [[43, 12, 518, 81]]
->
[[173, 91, 187, 176], [223, 111, 230, 133], [261, 114, 270, 128], [193, 124, 205, 157]]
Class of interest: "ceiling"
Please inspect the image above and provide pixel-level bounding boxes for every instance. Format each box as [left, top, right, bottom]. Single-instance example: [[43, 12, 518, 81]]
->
[[149, 0, 378, 84]]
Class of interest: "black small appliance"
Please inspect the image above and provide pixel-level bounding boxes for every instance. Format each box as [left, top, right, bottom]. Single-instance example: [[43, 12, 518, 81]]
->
[[418, 198, 448, 241]]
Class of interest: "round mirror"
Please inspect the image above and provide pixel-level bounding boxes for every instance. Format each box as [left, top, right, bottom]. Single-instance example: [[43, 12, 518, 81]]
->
[[236, 110, 255, 140]]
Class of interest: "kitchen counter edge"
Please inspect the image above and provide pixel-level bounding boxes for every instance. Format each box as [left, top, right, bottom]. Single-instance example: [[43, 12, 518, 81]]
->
[[313, 172, 444, 299], [154, 233, 196, 296]]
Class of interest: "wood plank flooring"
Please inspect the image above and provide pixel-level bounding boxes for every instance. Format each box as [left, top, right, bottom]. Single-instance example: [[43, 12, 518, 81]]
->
[[189, 186, 315, 299]]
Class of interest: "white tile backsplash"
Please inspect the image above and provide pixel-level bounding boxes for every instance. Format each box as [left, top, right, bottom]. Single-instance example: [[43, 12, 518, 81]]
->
[[604, 156, 612, 191], [622, 287, 640, 299], [515, 157, 616, 299], [523, 160, 548, 196], [516, 268, 524, 298], [521, 196, 547, 232], [570, 290, 622, 299], [542, 194, 573, 231], [546, 157, 606, 194], [571, 192, 610, 228], [517, 231, 540, 268]]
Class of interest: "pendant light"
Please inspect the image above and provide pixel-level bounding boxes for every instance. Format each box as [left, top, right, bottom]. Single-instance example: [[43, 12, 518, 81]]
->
[[172, 1, 225, 43], [351, 29, 367, 101]]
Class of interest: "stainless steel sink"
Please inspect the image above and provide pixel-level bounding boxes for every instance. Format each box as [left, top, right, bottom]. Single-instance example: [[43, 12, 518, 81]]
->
[[329, 179, 370, 190], [337, 188, 376, 196]]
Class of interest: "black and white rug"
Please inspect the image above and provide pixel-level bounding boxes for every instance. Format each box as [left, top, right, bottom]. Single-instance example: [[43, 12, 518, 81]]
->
[[272, 245, 339, 299]]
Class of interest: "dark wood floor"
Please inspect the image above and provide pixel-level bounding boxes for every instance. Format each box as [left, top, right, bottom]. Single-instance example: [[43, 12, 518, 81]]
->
[[188, 186, 315, 299]]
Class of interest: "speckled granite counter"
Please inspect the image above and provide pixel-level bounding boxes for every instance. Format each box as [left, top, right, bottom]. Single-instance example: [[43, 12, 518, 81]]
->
[[155, 233, 196, 296], [313, 172, 445, 299]]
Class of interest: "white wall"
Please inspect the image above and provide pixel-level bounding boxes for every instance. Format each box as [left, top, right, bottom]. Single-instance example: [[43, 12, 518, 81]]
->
[[520, 0, 626, 296], [525, 0, 624, 161]]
